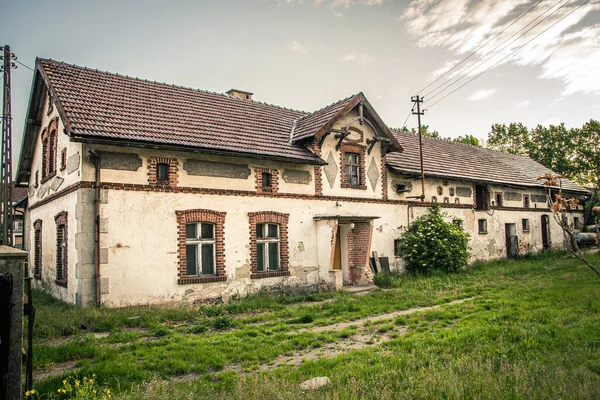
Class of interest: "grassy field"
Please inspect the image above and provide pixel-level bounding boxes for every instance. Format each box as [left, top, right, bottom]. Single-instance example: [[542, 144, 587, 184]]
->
[[27, 251, 600, 399]]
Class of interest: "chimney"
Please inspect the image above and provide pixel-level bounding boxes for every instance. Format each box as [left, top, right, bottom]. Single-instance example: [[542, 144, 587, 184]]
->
[[226, 88, 253, 100]]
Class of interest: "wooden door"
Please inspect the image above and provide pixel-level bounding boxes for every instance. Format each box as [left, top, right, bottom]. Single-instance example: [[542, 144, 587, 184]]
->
[[332, 226, 342, 270], [541, 215, 551, 250]]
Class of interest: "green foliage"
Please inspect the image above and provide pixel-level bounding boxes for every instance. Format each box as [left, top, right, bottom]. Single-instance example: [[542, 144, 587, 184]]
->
[[373, 270, 403, 288], [400, 126, 482, 147], [453, 134, 481, 146], [399, 204, 470, 273], [487, 119, 600, 187], [212, 316, 235, 331]]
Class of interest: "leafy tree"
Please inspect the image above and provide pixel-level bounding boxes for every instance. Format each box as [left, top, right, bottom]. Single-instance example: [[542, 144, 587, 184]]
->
[[453, 135, 481, 146], [399, 205, 470, 273], [401, 124, 441, 139], [528, 123, 577, 180], [487, 123, 530, 154], [575, 119, 600, 188]]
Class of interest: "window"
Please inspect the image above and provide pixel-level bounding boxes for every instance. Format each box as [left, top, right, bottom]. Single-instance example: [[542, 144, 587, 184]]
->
[[35, 171, 39, 188], [261, 172, 272, 191], [60, 148, 67, 170], [176, 209, 226, 284], [157, 163, 170, 180], [186, 222, 216, 276], [453, 219, 463, 228], [522, 218, 530, 232], [249, 211, 290, 279], [33, 220, 42, 279], [41, 118, 59, 181], [13, 219, 23, 233], [523, 195, 530, 208], [256, 223, 280, 272], [55, 212, 68, 286], [574, 217, 581, 230], [345, 152, 360, 186], [394, 239, 402, 257], [478, 219, 487, 234], [495, 193, 503, 207], [475, 185, 490, 210]]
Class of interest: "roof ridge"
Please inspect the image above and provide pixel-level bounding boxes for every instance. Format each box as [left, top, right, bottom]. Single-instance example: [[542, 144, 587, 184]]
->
[[297, 93, 359, 121], [40, 58, 309, 115]]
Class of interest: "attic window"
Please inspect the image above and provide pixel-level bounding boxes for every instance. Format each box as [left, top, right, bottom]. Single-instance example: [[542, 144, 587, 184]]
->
[[523, 195, 530, 208], [262, 172, 272, 191], [495, 193, 503, 207], [157, 163, 169, 180], [395, 184, 409, 193], [475, 184, 490, 211]]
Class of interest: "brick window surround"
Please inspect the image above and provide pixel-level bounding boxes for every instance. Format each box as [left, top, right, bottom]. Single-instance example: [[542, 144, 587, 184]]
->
[[255, 168, 279, 194], [148, 157, 179, 188], [340, 143, 367, 190], [176, 209, 227, 284], [60, 148, 67, 171], [41, 117, 59, 183], [249, 211, 290, 279], [33, 219, 43, 280], [55, 211, 68, 287]]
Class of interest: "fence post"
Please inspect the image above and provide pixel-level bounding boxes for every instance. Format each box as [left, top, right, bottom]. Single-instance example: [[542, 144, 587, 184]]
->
[[0, 245, 26, 400]]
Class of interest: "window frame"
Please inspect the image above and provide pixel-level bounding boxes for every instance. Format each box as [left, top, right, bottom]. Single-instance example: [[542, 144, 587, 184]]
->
[[185, 222, 217, 276], [474, 184, 490, 211], [256, 223, 281, 272], [344, 152, 360, 186], [522, 218, 530, 233], [157, 162, 170, 181], [33, 220, 43, 280], [523, 195, 531, 208], [340, 144, 367, 189], [55, 212, 68, 287], [249, 211, 290, 279], [176, 209, 226, 284], [478, 219, 488, 234]]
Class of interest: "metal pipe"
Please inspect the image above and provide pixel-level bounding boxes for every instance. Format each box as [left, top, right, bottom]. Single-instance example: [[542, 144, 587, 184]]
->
[[88, 146, 101, 307]]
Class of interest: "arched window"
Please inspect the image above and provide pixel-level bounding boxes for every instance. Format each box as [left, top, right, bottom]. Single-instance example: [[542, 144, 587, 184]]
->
[[41, 118, 59, 180], [55, 212, 68, 286], [33, 220, 43, 279]]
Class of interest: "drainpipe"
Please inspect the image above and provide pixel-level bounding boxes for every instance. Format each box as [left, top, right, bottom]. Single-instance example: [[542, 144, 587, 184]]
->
[[88, 146, 102, 307]]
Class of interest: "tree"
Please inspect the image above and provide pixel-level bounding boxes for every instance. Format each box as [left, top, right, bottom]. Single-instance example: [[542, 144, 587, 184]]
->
[[575, 120, 600, 188], [538, 173, 600, 279], [401, 124, 441, 139], [453, 135, 481, 146], [398, 204, 471, 273], [528, 123, 577, 180], [487, 123, 530, 154]]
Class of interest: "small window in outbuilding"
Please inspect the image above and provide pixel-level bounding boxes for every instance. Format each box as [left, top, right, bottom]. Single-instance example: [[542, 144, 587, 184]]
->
[[262, 172, 272, 191], [157, 163, 170, 180], [453, 219, 463, 228], [574, 217, 581, 230], [395, 184, 408, 193], [437, 186, 443, 195], [478, 219, 487, 234], [522, 218, 530, 232], [495, 193, 503, 207], [523, 195, 530, 208], [475, 184, 490, 210], [394, 239, 402, 257]]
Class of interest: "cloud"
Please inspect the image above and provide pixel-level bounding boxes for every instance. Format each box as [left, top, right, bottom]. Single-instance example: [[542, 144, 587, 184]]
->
[[287, 40, 307, 55], [401, 0, 600, 96], [516, 99, 531, 108], [341, 53, 374, 65], [277, 0, 384, 8], [467, 88, 496, 101]]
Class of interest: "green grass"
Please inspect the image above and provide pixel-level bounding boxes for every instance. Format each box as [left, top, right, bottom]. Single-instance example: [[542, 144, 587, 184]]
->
[[27, 250, 600, 399]]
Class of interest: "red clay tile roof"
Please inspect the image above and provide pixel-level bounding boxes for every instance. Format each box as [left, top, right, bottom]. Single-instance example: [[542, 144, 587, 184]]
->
[[387, 130, 587, 193], [10, 184, 28, 203], [39, 59, 324, 164], [292, 95, 358, 142]]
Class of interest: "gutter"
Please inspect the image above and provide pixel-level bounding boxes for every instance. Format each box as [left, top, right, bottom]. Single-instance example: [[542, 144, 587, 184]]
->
[[87, 146, 102, 307]]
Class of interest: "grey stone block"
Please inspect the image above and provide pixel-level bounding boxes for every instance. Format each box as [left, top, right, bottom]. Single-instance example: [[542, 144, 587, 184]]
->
[[99, 218, 109, 233], [76, 262, 96, 279], [456, 186, 472, 198], [99, 189, 108, 204], [532, 194, 547, 203], [75, 233, 95, 264], [67, 152, 80, 174], [37, 184, 48, 199], [51, 176, 64, 191], [101, 277, 109, 294], [504, 192, 523, 201], [324, 152, 338, 188], [100, 248, 109, 264], [183, 159, 250, 179], [282, 169, 312, 184], [98, 151, 142, 171]]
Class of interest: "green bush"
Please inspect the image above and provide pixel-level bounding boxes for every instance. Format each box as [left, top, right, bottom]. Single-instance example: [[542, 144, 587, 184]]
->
[[399, 204, 470, 273]]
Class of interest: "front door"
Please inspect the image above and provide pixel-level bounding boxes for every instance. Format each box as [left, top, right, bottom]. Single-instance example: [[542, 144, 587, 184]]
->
[[541, 215, 551, 250], [332, 226, 342, 271], [505, 223, 518, 258]]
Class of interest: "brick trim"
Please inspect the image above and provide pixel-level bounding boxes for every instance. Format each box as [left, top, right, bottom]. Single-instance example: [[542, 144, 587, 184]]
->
[[33, 219, 43, 280], [312, 138, 323, 195], [54, 211, 68, 287], [176, 209, 226, 284], [340, 143, 367, 190], [60, 148, 67, 171], [47, 91, 54, 116], [148, 157, 179, 188], [255, 168, 279, 194], [248, 211, 290, 279], [381, 153, 388, 200]]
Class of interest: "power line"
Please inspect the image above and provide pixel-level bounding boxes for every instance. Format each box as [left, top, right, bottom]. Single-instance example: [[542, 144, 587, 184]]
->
[[424, 0, 571, 102], [426, 0, 591, 109], [417, 0, 545, 96], [14, 59, 33, 72], [401, 105, 414, 128]]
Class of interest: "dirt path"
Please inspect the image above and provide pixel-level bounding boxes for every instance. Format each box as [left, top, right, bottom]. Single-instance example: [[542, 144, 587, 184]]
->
[[300, 297, 475, 334]]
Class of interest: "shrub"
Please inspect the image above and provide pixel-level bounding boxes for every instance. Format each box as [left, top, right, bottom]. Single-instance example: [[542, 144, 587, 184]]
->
[[212, 315, 235, 331], [399, 204, 470, 273]]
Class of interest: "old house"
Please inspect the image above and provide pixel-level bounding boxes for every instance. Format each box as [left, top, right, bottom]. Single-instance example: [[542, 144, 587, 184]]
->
[[15, 59, 588, 306]]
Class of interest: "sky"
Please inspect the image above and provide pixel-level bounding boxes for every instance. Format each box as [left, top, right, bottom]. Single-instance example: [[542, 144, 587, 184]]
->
[[1, 0, 599, 165]]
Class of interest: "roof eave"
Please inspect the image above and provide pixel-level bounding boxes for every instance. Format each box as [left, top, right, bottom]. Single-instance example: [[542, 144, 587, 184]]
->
[[70, 135, 328, 166]]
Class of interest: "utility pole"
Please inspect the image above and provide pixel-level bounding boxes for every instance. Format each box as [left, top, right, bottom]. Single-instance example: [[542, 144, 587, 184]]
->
[[0, 45, 16, 246], [411, 95, 425, 201]]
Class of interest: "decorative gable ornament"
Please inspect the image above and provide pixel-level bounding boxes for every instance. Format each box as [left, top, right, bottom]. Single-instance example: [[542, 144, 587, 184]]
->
[[324, 152, 338, 188], [367, 157, 380, 190]]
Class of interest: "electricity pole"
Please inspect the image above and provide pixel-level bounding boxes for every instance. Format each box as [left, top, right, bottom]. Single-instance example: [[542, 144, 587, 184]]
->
[[411, 95, 425, 201], [0, 45, 16, 246]]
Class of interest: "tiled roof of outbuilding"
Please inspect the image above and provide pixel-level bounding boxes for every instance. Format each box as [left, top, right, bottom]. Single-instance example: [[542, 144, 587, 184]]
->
[[387, 130, 587, 193], [39, 59, 325, 164]]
